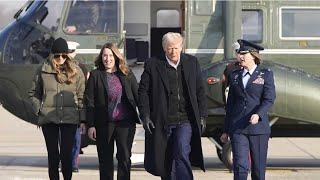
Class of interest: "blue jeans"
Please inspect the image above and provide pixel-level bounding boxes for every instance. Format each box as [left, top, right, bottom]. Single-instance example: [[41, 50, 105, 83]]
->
[[72, 127, 81, 168], [162, 122, 193, 180]]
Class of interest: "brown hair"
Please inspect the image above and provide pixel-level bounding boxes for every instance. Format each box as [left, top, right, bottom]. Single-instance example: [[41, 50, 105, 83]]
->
[[50, 54, 77, 84], [94, 43, 129, 75], [250, 51, 262, 65]]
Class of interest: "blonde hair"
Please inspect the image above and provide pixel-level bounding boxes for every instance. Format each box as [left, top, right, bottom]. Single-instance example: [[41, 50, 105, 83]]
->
[[50, 54, 77, 84], [95, 43, 130, 75], [250, 51, 262, 65], [162, 32, 184, 50]]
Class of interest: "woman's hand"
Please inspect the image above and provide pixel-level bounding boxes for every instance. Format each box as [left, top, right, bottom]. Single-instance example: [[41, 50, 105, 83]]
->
[[249, 114, 260, 125], [220, 133, 230, 144], [88, 127, 96, 141]]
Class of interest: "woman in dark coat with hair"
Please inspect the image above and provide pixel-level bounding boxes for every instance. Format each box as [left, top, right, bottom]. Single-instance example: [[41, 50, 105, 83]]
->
[[85, 43, 139, 180]]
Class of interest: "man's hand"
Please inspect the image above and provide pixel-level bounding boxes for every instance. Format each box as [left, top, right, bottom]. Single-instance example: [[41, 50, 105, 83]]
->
[[65, 26, 77, 33], [200, 117, 206, 134], [142, 116, 155, 134], [80, 123, 86, 135], [220, 133, 229, 144], [249, 114, 260, 125], [88, 127, 96, 141]]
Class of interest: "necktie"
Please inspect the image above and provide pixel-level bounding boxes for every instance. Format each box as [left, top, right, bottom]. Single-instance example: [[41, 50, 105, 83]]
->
[[242, 72, 250, 88]]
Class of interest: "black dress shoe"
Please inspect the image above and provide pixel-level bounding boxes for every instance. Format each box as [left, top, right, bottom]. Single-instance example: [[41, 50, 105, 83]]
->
[[72, 167, 79, 173]]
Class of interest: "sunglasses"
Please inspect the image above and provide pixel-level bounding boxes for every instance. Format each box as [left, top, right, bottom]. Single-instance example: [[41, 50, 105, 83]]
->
[[53, 54, 68, 59]]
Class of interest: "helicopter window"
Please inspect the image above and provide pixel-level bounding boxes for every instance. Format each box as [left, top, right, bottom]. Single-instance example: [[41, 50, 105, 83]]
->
[[242, 10, 263, 42], [64, 0, 118, 34], [41, 1, 64, 32], [194, 0, 221, 16], [280, 8, 320, 40], [157, 10, 180, 27]]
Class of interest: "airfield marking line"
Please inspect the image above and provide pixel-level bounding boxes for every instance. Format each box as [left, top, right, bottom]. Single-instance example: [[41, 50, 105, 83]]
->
[[286, 138, 318, 159]]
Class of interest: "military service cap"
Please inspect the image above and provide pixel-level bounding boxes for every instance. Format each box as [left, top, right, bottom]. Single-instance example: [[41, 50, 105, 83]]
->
[[236, 39, 264, 54]]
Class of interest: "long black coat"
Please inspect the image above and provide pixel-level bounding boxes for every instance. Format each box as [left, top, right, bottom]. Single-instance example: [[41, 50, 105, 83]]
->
[[85, 69, 140, 128], [138, 53, 207, 176]]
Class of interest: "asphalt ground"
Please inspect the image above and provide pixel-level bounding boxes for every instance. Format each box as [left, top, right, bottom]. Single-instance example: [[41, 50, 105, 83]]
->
[[1, 105, 320, 180]]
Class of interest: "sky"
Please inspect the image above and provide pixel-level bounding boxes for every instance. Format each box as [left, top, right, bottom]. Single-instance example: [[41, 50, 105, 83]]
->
[[0, 1, 27, 30]]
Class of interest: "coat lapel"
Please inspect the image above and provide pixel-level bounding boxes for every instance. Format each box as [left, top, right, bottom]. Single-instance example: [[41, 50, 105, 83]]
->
[[99, 70, 109, 93], [181, 54, 190, 84], [156, 58, 169, 92], [238, 70, 245, 90]]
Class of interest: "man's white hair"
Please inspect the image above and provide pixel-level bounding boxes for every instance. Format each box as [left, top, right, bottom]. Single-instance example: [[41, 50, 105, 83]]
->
[[162, 32, 184, 50]]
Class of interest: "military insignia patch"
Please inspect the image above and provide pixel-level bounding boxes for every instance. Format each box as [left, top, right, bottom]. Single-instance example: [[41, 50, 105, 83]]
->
[[252, 77, 264, 84]]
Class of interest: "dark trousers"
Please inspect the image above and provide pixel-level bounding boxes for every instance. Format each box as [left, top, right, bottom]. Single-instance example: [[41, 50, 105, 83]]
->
[[42, 123, 77, 180], [231, 133, 269, 180], [162, 122, 193, 180], [96, 122, 136, 180]]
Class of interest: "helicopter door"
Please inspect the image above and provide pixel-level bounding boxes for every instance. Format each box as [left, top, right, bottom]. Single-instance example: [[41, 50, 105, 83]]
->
[[150, 1, 183, 58]]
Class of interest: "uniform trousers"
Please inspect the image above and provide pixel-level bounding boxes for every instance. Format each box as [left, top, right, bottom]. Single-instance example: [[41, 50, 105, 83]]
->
[[42, 123, 77, 180], [95, 122, 136, 180], [162, 122, 193, 180], [231, 133, 269, 180]]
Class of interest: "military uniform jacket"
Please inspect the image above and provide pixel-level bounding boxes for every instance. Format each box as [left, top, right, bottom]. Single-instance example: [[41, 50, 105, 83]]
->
[[29, 60, 86, 126], [224, 65, 276, 135]]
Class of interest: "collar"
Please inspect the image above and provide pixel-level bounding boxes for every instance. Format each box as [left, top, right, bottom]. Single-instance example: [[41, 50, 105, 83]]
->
[[242, 64, 257, 76], [165, 55, 180, 70]]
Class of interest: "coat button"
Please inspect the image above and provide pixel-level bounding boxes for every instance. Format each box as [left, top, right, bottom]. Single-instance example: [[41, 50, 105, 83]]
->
[[60, 94, 63, 97]]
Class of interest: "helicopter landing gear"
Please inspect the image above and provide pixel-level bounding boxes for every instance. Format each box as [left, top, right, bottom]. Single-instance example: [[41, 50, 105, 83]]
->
[[208, 136, 232, 170], [221, 141, 233, 171]]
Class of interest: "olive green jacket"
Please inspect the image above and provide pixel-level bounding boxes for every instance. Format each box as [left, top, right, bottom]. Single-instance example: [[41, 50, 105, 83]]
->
[[29, 60, 86, 125]]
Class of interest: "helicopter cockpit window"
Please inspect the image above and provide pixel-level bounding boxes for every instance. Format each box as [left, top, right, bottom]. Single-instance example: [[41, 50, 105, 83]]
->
[[3, 1, 63, 64], [65, 0, 118, 34], [41, 1, 64, 32], [242, 10, 263, 42]]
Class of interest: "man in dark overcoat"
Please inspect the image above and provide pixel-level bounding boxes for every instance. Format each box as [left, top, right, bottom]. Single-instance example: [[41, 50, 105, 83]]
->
[[138, 32, 207, 179]]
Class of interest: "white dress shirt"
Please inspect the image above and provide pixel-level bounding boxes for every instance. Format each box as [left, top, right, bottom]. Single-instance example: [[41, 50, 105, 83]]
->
[[165, 56, 181, 70]]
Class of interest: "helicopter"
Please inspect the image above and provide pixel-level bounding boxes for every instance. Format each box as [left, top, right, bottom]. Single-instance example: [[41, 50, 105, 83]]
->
[[0, 0, 320, 170]]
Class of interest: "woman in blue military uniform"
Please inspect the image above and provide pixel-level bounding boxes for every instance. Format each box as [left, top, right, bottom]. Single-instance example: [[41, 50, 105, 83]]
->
[[220, 39, 276, 180]]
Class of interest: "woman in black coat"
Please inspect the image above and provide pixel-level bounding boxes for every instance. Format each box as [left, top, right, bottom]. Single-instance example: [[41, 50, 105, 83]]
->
[[85, 43, 139, 180]]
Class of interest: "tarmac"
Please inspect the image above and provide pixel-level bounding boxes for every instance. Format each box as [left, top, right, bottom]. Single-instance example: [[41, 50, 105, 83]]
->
[[1, 104, 320, 180]]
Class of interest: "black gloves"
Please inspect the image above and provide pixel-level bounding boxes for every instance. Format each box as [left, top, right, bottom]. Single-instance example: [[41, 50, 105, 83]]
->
[[142, 116, 155, 134], [200, 117, 206, 134]]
